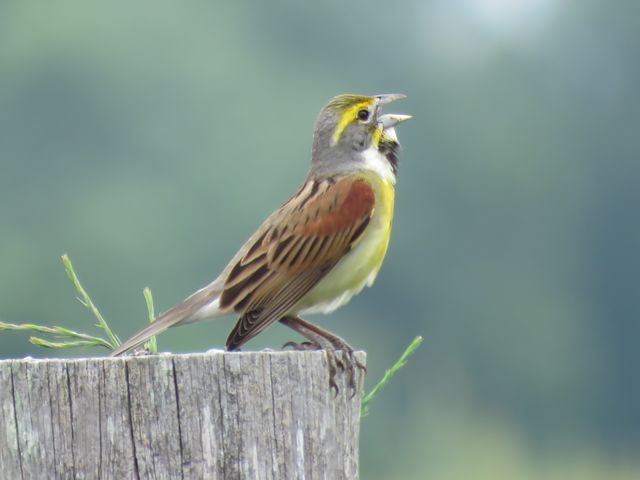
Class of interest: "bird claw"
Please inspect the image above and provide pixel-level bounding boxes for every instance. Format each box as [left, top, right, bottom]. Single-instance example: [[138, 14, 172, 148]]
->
[[277, 315, 366, 396], [323, 346, 364, 398], [283, 342, 364, 396]]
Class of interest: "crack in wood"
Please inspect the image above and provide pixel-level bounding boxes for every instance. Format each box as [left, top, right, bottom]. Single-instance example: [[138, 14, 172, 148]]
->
[[0, 351, 364, 479]]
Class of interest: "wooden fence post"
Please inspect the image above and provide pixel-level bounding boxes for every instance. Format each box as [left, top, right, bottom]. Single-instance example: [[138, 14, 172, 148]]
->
[[0, 351, 365, 479]]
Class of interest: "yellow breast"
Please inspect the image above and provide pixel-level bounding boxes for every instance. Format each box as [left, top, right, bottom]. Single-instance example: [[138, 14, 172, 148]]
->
[[297, 171, 395, 315]]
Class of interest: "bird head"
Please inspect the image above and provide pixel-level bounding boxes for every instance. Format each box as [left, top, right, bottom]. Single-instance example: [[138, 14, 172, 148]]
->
[[311, 93, 411, 176]]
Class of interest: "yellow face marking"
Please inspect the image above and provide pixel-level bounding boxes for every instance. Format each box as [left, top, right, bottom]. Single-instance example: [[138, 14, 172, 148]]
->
[[372, 125, 383, 148], [331, 99, 375, 145]]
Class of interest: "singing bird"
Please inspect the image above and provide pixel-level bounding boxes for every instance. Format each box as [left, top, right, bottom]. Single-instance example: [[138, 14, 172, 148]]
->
[[112, 93, 411, 390]]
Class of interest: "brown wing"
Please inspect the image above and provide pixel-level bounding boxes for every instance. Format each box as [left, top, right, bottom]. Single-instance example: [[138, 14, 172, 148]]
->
[[221, 177, 375, 349]]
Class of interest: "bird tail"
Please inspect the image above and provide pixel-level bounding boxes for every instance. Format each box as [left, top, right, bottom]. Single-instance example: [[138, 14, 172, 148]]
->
[[111, 287, 224, 356]]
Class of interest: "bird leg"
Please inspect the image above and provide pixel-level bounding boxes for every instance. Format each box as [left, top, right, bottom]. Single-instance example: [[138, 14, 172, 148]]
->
[[279, 315, 366, 396]]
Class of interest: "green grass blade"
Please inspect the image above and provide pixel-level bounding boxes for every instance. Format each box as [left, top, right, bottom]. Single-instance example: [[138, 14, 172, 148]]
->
[[142, 287, 158, 354], [30, 337, 107, 349], [62, 254, 120, 348], [0, 321, 114, 349], [361, 336, 423, 417]]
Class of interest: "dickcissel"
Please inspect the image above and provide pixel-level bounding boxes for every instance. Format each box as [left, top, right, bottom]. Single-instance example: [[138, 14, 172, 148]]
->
[[112, 93, 410, 390]]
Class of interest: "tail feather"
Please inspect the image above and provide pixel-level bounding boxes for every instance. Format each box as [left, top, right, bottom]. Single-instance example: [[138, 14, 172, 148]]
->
[[110, 312, 178, 356], [111, 288, 223, 356]]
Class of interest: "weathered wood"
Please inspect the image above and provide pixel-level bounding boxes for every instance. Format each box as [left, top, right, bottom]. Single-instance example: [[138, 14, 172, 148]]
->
[[0, 351, 365, 479]]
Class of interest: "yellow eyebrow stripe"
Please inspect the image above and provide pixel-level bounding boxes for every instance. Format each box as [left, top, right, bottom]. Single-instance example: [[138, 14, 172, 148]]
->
[[331, 100, 374, 145]]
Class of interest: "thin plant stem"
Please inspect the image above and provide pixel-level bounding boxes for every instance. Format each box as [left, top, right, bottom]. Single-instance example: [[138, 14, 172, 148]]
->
[[0, 321, 114, 349], [361, 336, 423, 417], [143, 287, 158, 353], [61, 254, 120, 348], [30, 338, 109, 349]]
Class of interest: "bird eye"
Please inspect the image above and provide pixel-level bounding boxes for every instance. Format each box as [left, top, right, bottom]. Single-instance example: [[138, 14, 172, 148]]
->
[[357, 109, 370, 121]]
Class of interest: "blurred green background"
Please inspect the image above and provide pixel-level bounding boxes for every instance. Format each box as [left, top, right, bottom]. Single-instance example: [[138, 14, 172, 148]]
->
[[1, 0, 639, 478]]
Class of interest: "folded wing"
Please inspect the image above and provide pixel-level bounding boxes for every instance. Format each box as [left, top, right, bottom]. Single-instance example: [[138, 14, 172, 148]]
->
[[223, 177, 375, 349]]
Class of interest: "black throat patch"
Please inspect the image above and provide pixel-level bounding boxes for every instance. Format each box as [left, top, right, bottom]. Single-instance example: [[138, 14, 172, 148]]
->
[[379, 141, 400, 175]]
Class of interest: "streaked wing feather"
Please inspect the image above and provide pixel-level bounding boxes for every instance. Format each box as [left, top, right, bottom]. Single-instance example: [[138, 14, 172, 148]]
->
[[221, 177, 375, 349], [226, 268, 331, 349]]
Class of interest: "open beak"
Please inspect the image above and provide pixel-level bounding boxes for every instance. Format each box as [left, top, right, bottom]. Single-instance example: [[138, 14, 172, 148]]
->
[[379, 114, 412, 129], [375, 93, 407, 105], [375, 94, 411, 130]]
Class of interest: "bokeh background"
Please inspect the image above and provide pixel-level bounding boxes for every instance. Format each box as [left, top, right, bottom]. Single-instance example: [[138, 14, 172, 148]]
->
[[1, 0, 639, 478]]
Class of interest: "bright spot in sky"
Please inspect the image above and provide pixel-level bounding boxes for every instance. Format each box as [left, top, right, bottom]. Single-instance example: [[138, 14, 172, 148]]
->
[[415, 0, 562, 68], [465, 0, 558, 35]]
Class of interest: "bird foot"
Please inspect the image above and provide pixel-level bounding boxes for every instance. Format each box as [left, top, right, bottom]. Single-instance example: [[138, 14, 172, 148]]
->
[[285, 339, 365, 397], [324, 343, 366, 398], [279, 315, 367, 397]]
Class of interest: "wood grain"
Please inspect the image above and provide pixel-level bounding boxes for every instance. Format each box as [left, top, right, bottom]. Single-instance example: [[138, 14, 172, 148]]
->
[[0, 351, 364, 479]]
